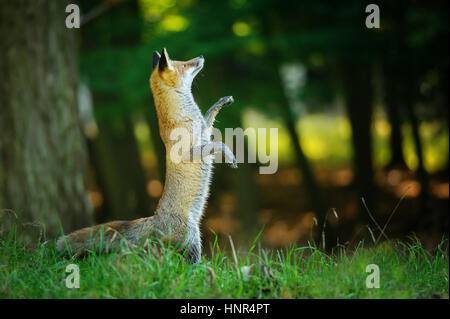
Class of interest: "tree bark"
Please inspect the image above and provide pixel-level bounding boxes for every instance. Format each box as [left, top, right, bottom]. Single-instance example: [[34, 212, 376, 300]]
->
[[382, 64, 407, 169], [88, 117, 152, 222], [403, 71, 430, 217], [341, 64, 376, 224], [0, 0, 93, 243]]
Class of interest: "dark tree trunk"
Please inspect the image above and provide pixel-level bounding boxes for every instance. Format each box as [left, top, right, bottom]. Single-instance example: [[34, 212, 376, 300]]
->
[[235, 131, 260, 245], [0, 0, 93, 242], [271, 63, 333, 248], [381, 0, 409, 170], [259, 12, 329, 247], [403, 72, 430, 216], [395, 1, 430, 218], [283, 105, 325, 217], [341, 64, 376, 224], [382, 64, 407, 169], [88, 117, 152, 222]]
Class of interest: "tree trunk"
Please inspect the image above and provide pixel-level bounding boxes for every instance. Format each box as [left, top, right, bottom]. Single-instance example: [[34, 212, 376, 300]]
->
[[0, 0, 93, 243], [259, 12, 329, 247], [382, 64, 407, 169], [235, 129, 260, 245], [88, 117, 152, 222], [403, 72, 430, 216], [269, 62, 329, 244], [341, 64, 376, 224]]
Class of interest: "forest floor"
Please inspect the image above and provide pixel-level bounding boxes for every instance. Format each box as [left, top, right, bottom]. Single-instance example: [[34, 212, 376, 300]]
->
[[0, 233, 448, 299]]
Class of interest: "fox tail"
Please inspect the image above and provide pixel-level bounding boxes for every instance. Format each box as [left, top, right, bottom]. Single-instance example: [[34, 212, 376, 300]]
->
[[56, 221, 131, 256]]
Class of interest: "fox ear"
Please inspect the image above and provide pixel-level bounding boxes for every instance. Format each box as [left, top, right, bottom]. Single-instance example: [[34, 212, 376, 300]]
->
[[159, 48, 173, 72], [152, 51, 161, 70]]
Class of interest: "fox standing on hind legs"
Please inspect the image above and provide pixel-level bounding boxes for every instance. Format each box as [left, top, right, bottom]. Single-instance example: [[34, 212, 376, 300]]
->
[[56, 48, 237, 263]]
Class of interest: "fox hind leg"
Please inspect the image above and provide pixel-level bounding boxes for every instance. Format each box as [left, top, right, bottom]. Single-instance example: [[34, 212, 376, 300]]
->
[[187, 238, 202, 264]]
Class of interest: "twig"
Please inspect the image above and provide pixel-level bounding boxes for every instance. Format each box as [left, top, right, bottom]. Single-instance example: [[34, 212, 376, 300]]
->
[[0, 208, 18, 219], [361, 197, 389, 242], [375, 185, 411, 245], [81, 0, 127, 26], [366, 225, 376, 244], [227, 234, 241, 280], [320, 208, 339, 251]]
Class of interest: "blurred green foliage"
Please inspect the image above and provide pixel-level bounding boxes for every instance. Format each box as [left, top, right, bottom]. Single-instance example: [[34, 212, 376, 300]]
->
[[78, 0, 448, 170], [75, 0, 448, 244]]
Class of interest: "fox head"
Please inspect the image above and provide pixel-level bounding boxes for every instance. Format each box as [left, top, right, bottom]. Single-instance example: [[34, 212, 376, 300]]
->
[[151, 48, 204, 92]]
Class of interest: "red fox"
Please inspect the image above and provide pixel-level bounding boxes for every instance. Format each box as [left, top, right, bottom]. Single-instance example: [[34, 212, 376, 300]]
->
[[56, 48, 237, 263]]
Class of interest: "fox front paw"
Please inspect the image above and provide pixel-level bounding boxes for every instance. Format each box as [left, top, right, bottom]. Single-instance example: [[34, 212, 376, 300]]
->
[[219, 96, 234, 106], [230, 157, 238, 168]]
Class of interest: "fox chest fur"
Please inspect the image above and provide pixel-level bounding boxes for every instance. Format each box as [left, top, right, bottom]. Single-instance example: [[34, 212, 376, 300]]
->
[[150, 73, 213, 225]]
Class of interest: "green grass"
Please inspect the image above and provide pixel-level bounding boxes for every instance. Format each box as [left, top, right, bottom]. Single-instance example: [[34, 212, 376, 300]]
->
[[0, 229, 448, 299]]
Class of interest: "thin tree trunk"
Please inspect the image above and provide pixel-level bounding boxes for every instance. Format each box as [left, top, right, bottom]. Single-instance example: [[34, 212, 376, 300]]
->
[[89, 117, 152, 222], [271, 62, 335, 248], [396, 2, 430, 218], [341, 64, 376, 224], [259, 12, 329, 247], [0, 0, 93, 243], [283, 106, 325, 216], [382, 64, 407, 169], [235, 128, 259, 245], [403, 73, 430, 215]]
